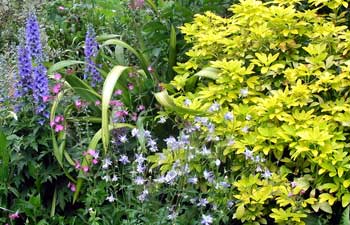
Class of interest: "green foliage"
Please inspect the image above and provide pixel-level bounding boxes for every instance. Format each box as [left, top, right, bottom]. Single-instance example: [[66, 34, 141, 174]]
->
[[155, 0, 350, 224], [340, 206, 350, 225]]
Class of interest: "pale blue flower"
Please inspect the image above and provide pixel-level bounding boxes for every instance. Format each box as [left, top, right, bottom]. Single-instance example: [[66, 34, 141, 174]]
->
[[106, 194, 116, 202], [209, 102, 220, 112], [197, 198, 209, 207], [240, 87, 249, 97], [188, 177, 198, 184], [119, 155, 130, 165], [102, 158, 112, 169], [201, 214, 213, 225], [224, 112, 234, 121]]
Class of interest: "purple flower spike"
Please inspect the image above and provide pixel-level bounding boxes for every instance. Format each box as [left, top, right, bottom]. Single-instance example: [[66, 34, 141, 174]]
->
[[84, 25, 102, 86], [25, 13, 43, 63], [32, 64, 49, 114], [15, 45, 33, 99]]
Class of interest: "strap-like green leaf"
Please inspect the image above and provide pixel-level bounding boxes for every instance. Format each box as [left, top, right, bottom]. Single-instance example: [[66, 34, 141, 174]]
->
[[167, 24, 177, 80], [194, 67, 219, 80], [65, 75, 101, 101], [96, 34, 120, 42], [154, 90, 207, 116], [102, 66, 130, 154], [102, 39, 152, 78], [48, 60, 85, 74]]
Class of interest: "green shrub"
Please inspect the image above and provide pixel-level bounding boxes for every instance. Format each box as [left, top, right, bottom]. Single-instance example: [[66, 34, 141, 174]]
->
[[154, 0, 350, 224]]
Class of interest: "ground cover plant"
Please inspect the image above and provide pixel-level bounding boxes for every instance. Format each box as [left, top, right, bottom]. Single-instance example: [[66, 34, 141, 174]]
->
[[2, 0, 350, 224]]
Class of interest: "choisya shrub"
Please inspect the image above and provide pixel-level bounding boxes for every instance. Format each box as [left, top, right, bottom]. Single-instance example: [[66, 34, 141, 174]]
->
[[151, 0, 350, 224]]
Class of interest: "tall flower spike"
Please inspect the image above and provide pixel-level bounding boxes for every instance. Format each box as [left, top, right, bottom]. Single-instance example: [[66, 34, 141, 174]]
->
[[25, 13, 43, 63], [84, 25, 102, 86], [32, 64, 49, 116], [15, 45, 33, 100]]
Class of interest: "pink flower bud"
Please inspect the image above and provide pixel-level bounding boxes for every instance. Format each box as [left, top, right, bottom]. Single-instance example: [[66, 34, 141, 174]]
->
[[52, 83, 62, 94], [92, 158, 98, 164], [43, 95, 50, 102], [128, 83, 134, 90], [147, 65, 154, 73], [75, 161, 81, 169], [9, 211, 19, 220], [87, 149, 96, 156], [66, 68, 74, 75], [110, 100, 123, 107], [131, 113, 138, 121], [54, 115, 64, 123], [58, 6, 65, 11], [114, 89, 123, 95], [137, 105, 145, 111], [82, 166, 89, 172], [54, 73, 62, 80], [55, 124, 64, 132], [75, 100, 82, 108]]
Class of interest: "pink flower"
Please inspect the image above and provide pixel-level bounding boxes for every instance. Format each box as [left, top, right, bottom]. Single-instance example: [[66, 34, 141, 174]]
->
[[147, 65, 154, 73], [54, 115, 64, 123], [92, 158, 98, 164], [67, 182, 76, 192], [115, 110, 128, 118], [9, 211, 19, 220], [55, 124, 64, 132], [50, 121, 56, 128], [128, 72, 136, 78], [82, 166, 89, 172], [52, 83, 62, 94], [110, 100, 123, 107], [75, 161, 81, 169], [128, 83, 134, 90], [75, 100, 82, 108], [131, 113, 138, 121], [66, 68, 74, 75], [58, 6, 65, 11], [129, 0, 145, 9], [114, 89, 123, 95], [54, 73, 62, 80], [137, 105, 145, 111], [43, 95, 51, 102], [87, 149, 96, 156], [95, 100, 101, 106]]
